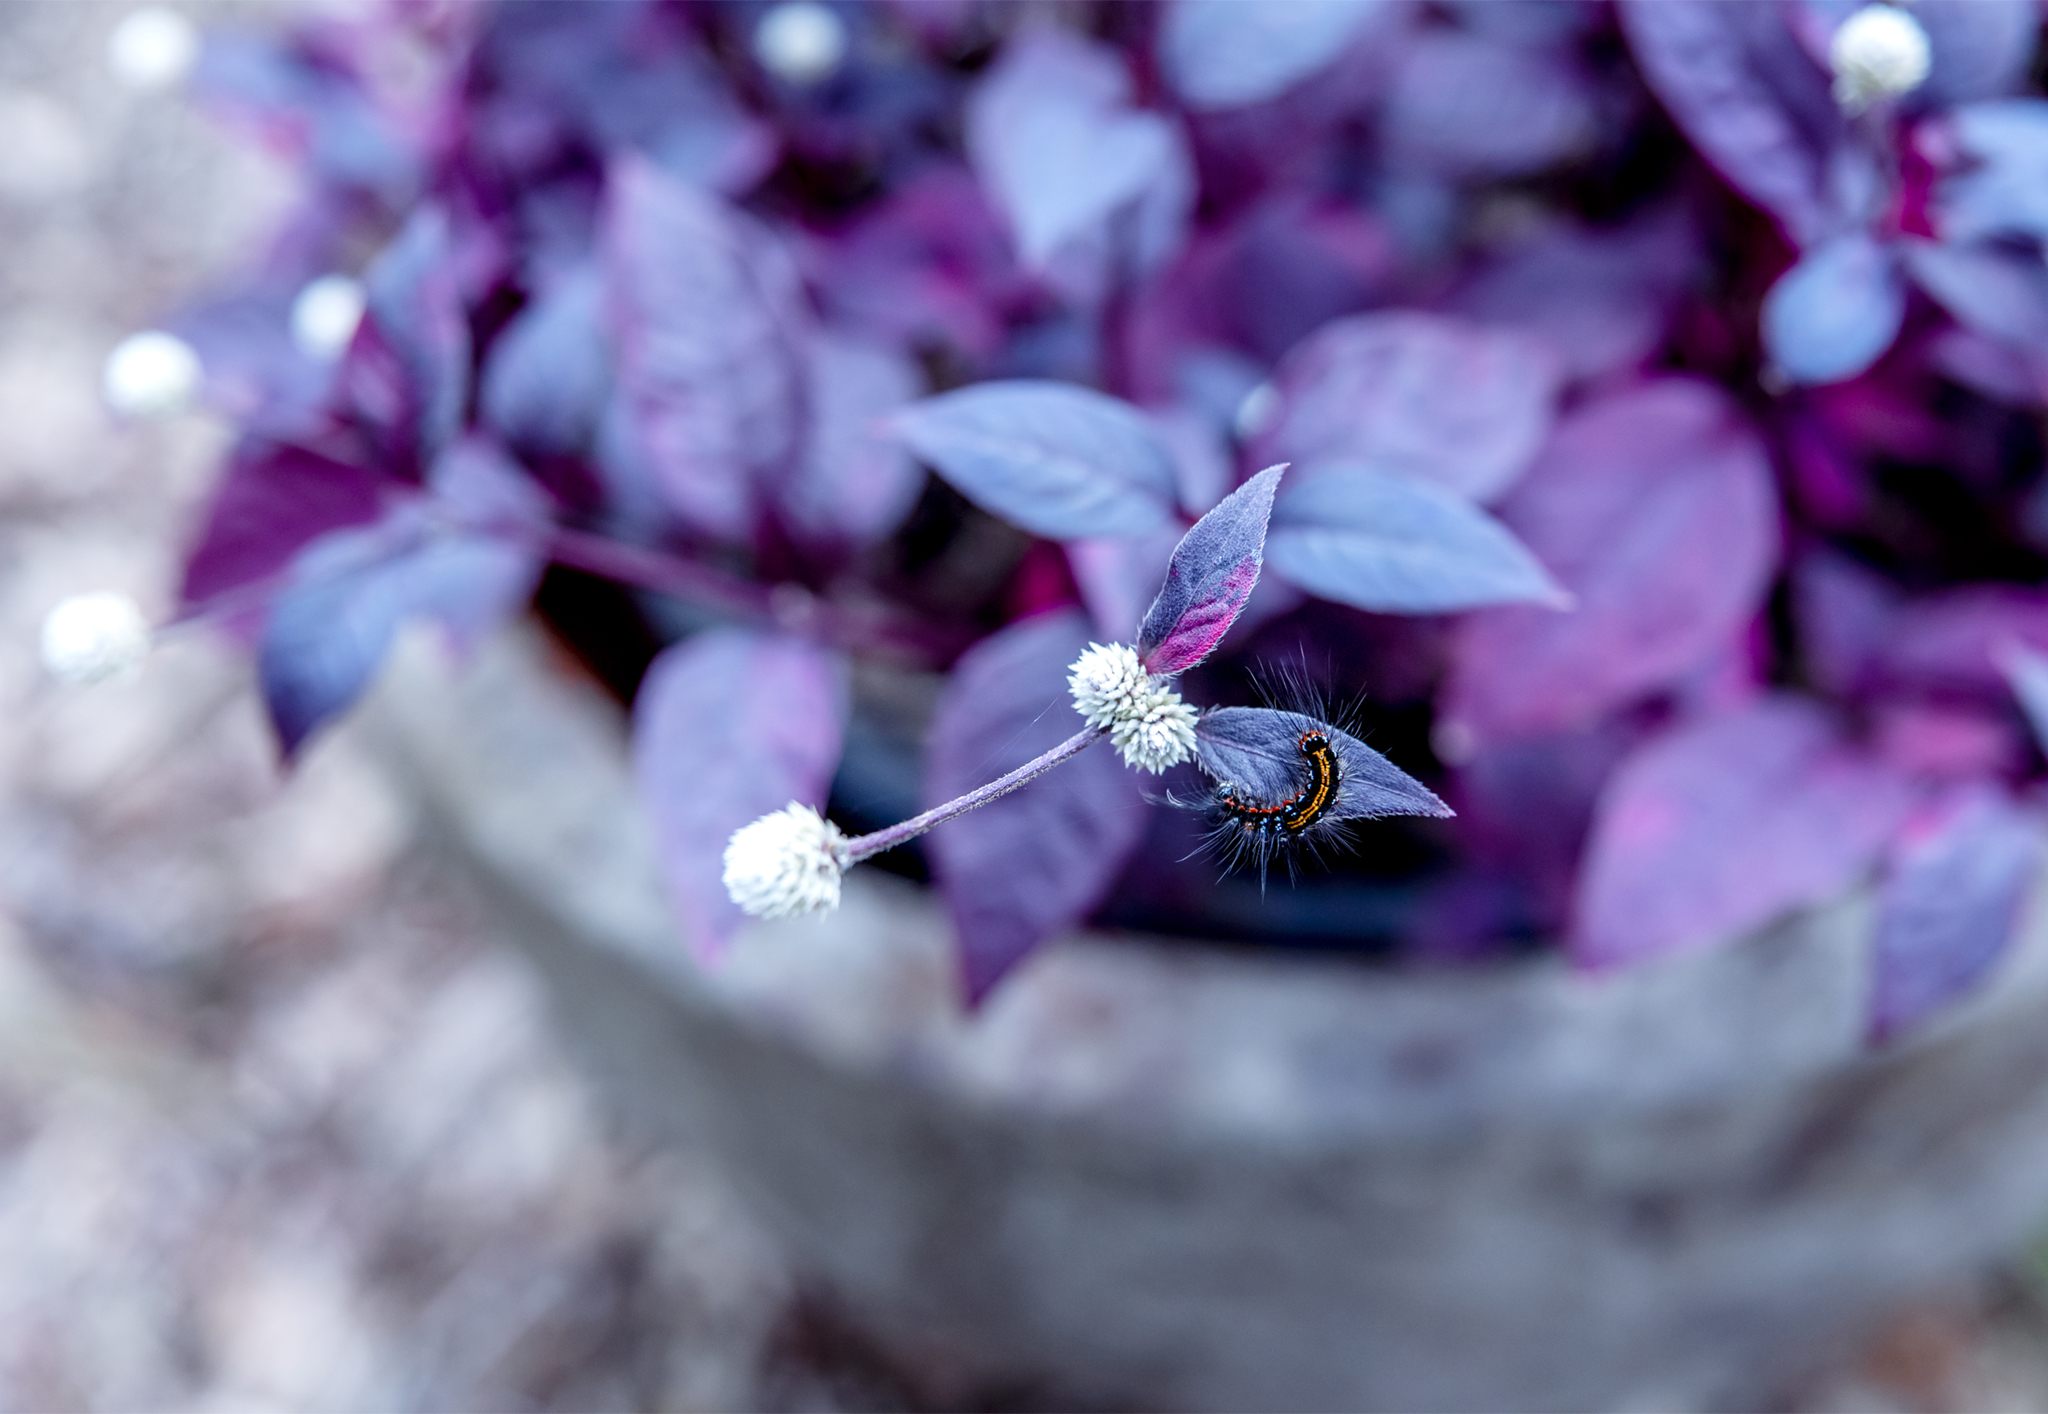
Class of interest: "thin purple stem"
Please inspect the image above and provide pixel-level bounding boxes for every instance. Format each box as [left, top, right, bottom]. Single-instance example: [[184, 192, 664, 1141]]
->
[[840, 725, 1105, 865]]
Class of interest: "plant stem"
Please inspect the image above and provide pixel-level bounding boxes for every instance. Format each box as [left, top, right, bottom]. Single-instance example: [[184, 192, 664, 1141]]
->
[[840, 725, 1105, 865], [544, 526, 772, 621]]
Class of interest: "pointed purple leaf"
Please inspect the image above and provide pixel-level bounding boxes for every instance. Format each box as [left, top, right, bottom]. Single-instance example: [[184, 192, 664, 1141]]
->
[[336, 206, 470, 472], [1870, 786, 2041, 1043], [892, 380, 1178, 540], [1619, 0, 1847, 248], [427, 434, 554, 531], [1445, 380, 1781, 745], [1254, 311, 1563, 504], [602, 154, 808, 542], [1158, 0, 1390, 111], [1267, 465, 1568, 615], [1573, 695, 1917, 970], [925, 610, 1146, 1003], [1938, 100, 2048, 246], [260, 508, 543, 757], [633, 630, 848, 961], [1914, 1, 2037, 107], [480, 261, 611, 459], [777, 331, 925, 549], [1384, 29, 1598, 179], [1761, 232, 1906, 385], [1899, 237, 2048, 353], [1136, 463, 1286, 675], [1194, 707, 1451, 822], [180, 440, 386, 611]]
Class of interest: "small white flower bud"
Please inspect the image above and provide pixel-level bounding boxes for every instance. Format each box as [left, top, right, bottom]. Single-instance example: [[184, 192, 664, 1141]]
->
[[290, 274, 366, 361], [1068, 642, 1199, 775], [103, 330, 201, 417], [1830, 5, 1931, 111], [753, 2, 848, 86], [107, 8, 199, 92], [40, 591, 151, 684], [724, 802, 848, 918]]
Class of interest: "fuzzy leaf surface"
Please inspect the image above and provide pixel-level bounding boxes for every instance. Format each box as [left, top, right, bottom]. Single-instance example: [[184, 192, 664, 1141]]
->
[[1762, 232, 1906, 385], [633, 629, 847, 961], [1266, 466, 1567, 614], [1573, 695, 1915, 969], [925, 610, 1146, 1003], [1445, 380, 1780, 744], [1194, 707, 1451, 822], [1255, 311, 1562, 504], [1869, 787, 2041, 1042], [893, 380, 1178, 539], [1137, 464, 1285, 674]]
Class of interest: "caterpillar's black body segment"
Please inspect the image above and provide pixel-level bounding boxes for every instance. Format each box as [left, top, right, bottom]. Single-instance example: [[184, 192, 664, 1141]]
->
[[1216, 731, 1340, 836]]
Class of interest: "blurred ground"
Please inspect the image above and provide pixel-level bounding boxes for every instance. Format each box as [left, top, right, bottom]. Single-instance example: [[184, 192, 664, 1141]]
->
[[1, 3, 2047, 1411]]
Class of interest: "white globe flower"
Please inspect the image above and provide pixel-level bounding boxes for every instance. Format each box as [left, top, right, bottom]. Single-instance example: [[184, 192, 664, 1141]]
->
[[1068, 642, 1198, 774], [103, 330, 201, 417], [107, 8, 199, 92], [753, 2, 848, 86], [40, 591, 151, 685], [723, 802, 849, 918], [290, 273, 366, 361], [1830, 5, 1931, 111]]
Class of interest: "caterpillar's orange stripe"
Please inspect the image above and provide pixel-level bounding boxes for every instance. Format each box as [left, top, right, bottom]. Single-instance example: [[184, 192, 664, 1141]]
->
[[1218, 732, 1340, 835]]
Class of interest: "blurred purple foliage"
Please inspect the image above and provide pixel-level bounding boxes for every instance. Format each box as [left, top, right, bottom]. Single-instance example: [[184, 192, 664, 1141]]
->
[[176, 0, 2048, 1026]]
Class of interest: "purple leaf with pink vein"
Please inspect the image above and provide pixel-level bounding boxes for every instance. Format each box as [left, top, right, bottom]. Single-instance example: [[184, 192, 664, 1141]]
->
[[1869, 785, 2042, 1043], [1444, 379, 1780, 746], [602, 154, 808, 542], [1137, 463, 1287, 675], [925, 610, 1146, 1002], [1252, 311, 1562, 504], [633, 630, 848, 961], [1573, 694, 1917, 970]]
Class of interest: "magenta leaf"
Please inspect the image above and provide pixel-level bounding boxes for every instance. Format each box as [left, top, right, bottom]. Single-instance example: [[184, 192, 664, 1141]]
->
[[776, 331, 925, 549], [480, 262, 610, 460], [180, 440, 386, 611], [1870, 787, 2042, 1043], [1254, 311, 1562, 504], [1383, 30, 1598, 180], [1157, 0, 1389, 111], [602, 154, 807, 542], [1761, 232, 1906, 385], [1136, 463, 1286, 675], [259, 504, 544, 757], [966, 29, 1191, 276], [1573, 695, 1917, 970], [334, 206, 471, 473], [1193, 707, 1451, 823], [1266, 465, 1568, 615], [1898, 237, 2048, 353], [925, 610, 1146, 1003], [893, 380, 1178, 540], [633, 630, 848, 961], [1618, 0, 1848, 248], [1444, 380, 1780, 745]]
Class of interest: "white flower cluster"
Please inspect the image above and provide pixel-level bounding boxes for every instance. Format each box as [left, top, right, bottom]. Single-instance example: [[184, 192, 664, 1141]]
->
[[1830, 5, 1931, 111], [723, 802, 848, 918], [1068, 641, 1198, 775], [40, 591, 151, 684], [103, 330, 201, 418], [290, 274, 366, 361]]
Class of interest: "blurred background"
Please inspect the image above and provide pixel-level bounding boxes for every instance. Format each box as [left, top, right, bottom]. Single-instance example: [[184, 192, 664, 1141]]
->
[[5, 2, 2048, 1410]]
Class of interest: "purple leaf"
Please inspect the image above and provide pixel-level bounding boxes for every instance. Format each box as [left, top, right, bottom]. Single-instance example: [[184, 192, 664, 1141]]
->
[[1914, 1, 2038, 107], [1898, 237, 2048, 353], [427, 434, 553, 532], [1254, 311, 1562, 504], [1869, 787, 2042, 1042], [180, 440, 386, 610], [633, 630, 848, 961], [1761, 232, 1906, 385], [602, 154, 808, 542], [892, 380, 1178, 540], [1937, 100, 2048, 246], [1882, 585, 2048, 698], [480, 262, 610, 459], [2000, 643, 2048, 750], [1619, 0, 1848, 248], [1157, 0, 1391, 111], [1384, 30, 1597, 179], [335, 206, 471, 472], [193, 30, 419, 199], [1066, 527, 1182, 641], [925, 610, 1146, 1002], [1793, 549, 1902, 699], [965, 28, 1191, 277], [1136, 463, 1286, 675], [1193, 707, 1451, 822], [776, 331, 925, 549], [1445, 380, 1781, 744], [171, 284, 329, 431], [1573, 695, 1917, 969], [1266, 465, 1569, 614], [259, 507, 543, 757]]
